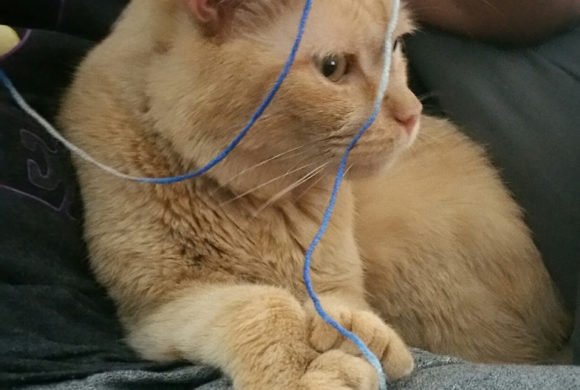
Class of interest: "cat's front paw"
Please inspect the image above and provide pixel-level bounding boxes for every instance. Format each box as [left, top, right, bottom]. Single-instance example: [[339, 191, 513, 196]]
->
[[300, 350, 378, 390], [305, 303, 414, 381]]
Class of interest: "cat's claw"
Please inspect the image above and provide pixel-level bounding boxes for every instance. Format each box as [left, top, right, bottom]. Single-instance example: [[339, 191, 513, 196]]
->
[[305, 303, 414, 381]]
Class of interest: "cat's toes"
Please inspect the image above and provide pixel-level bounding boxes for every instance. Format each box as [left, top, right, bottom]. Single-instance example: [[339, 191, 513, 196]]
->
[[307, 305, 354, 352], [300, 350, 378, 390], [306, 305, 414, 381], [339, 311, 414, 380]]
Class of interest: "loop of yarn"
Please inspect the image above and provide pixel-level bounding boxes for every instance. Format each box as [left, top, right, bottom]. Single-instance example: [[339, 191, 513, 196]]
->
[[0, 0, 314, 184]]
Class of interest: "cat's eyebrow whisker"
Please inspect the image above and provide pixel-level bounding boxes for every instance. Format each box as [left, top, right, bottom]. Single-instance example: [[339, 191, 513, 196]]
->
[[253, 162, 330, 217], [212, 144, 309, 194], [220, 161, 319, 206]]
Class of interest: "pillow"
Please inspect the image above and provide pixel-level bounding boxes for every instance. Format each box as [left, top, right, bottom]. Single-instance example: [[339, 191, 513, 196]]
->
[[0, 0, 129, 40]]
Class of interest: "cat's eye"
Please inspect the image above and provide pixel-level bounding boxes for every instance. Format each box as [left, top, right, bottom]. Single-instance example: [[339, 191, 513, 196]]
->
[[318, 54, 349, 82]]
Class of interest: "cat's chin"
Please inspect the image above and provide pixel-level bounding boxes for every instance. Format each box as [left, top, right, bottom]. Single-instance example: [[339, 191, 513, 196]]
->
[[345, 155, 400, 180], [345, 135, 414, 180]]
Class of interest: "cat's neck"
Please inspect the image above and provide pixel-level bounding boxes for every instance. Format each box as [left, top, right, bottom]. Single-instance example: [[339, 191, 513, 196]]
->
[[88, 0, 344, 211], [113, 107, 341, 214]]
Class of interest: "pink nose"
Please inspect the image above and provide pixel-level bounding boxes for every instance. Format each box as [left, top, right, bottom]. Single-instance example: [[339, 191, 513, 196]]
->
[[396, 113, 420, 133], [393, 101, 423, 133]]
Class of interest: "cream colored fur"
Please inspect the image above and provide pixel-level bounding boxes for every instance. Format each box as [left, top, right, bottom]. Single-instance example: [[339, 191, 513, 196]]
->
[[58, 0, 570, 389]]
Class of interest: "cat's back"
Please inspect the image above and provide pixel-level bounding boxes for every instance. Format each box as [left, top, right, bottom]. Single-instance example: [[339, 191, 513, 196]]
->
[[353, 116, 571, 363]]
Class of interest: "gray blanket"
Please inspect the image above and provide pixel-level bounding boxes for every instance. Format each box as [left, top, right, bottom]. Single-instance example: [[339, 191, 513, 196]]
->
[[22, 350, 580, 390]]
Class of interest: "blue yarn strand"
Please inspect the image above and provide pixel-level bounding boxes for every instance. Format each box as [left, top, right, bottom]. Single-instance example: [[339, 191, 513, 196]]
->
[[303, 1, 401, 389], [0, 0, 313, 184], [139, 0, 313, 184]]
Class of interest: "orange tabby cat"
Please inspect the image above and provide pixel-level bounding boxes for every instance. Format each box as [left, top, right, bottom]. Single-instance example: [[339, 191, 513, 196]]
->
[[58, 0, 570, 388]]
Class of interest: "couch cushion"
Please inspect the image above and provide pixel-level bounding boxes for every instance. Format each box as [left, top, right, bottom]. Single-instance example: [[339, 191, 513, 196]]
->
[[406, 25, 580, 363]]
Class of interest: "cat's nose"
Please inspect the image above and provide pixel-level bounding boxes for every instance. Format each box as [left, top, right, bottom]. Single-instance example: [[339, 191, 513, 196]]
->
[[396, 111, 420, 133], [385, 88, 423, 134], [393, 101, 422, 133]]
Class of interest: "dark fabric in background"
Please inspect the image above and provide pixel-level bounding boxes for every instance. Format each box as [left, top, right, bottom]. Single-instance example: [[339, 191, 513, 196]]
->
[[0, 1, 176, 388], [0, 0, 127, 40], [0, 1, 578, 388]]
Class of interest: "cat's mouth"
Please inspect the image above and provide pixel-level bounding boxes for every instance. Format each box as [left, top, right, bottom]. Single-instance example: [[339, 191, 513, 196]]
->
[[330, 122, 419, 179]]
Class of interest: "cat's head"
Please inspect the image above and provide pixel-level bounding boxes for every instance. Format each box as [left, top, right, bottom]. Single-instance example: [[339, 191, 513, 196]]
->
[[135, 0, 421, 194]]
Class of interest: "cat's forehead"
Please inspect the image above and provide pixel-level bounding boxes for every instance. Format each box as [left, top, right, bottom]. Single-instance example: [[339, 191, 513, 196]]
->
[[253, 0, 413, 64], [299, 0, 413, 55], [311, 0, 413, 35]]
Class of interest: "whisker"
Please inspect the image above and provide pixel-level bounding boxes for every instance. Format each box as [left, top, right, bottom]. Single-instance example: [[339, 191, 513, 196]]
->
[[417, 128, 447, 143], [293, 171, 328, 202], [416, 91, 440, 103], [220, 161, 319, 206], [345, 163, 354, 176], [212, 144, 309, 194], [253, 162, 329, 217]]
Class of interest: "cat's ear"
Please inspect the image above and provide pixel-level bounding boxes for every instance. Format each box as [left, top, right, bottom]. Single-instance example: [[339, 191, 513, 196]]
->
[[186, 0, 220, 23], [182, 0, 283, 37], [183, 0, 238, 36]]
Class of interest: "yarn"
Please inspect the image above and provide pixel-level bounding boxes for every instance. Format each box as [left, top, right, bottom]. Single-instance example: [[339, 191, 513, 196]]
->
[[1, 0, 313, 183], [303, 2, 401, 389], [0, 1, 402, 388]]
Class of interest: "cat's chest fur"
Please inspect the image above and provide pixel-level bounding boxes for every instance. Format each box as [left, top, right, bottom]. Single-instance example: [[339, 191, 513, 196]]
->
[[149, 176, 364, 302]]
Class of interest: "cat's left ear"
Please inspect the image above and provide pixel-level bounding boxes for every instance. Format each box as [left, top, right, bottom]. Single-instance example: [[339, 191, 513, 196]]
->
[[187, 0, 219, 23], [183, 0, 238, 36]]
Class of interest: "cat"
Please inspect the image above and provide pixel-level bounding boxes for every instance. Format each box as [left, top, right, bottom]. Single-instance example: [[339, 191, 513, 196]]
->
[[58, 0, 571, 388]]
